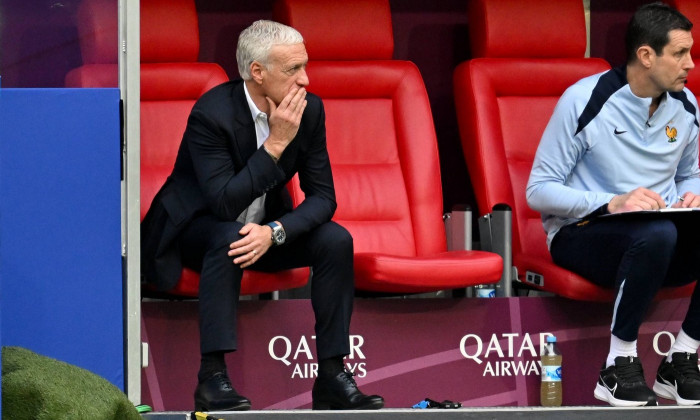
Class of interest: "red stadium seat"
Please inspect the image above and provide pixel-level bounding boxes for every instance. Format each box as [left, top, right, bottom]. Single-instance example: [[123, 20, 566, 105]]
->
[[66, 0, 309, 296], [275, 0, 504, 294], [673, 0, 700, 94], [454, 0, 695, 301]]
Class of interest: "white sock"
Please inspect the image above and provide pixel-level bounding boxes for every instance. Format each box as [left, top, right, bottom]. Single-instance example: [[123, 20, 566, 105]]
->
[[667, 329, 700, 362], [606, 335, 637, 367]]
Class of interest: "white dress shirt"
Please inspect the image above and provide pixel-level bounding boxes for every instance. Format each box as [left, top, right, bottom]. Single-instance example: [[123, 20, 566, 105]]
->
[[236, 82, 270, 225]]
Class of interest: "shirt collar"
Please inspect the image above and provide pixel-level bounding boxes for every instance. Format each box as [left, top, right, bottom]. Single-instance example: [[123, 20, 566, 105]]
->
[[243, 82, 267, 122]]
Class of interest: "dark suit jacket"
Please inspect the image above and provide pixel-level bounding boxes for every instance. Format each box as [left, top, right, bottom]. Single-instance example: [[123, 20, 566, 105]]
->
[[141, 79, 337, 291]]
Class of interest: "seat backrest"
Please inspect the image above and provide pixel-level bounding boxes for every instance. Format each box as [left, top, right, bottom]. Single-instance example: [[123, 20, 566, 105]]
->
[[275, 0, 449, 257], [65, 0, 228, 221], [454, 0, 610, 260], [140, 64, 228, 220], [139, 0, 228, 219], [65, 0, 205, 86], [64, 0, 118, 87]]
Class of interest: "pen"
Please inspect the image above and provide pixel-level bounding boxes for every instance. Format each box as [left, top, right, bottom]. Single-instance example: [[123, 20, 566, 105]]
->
[[679, 196, 685, 202]]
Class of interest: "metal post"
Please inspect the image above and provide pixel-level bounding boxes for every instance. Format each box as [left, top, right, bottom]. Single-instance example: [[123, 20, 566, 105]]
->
[[490, 204, 513, 297], [444, 213, 453, 251], [446, 205, 474, 298], [478, 213, 493, 253], [120, 0, 141, 405], [449, 205, 473, 251]]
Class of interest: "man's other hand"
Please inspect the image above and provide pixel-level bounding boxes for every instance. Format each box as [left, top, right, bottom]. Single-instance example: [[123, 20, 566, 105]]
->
[[672, 192, 700, 208], [228, 223, 274, 268]]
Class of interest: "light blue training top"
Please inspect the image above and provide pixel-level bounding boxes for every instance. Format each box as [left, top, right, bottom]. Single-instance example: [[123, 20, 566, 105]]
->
[[526, 66, 700, 248]]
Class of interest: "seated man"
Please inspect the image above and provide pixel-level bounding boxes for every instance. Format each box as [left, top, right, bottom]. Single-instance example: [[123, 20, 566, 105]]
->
[[141, 20, 384, 412], [528, 2, 700, 407]]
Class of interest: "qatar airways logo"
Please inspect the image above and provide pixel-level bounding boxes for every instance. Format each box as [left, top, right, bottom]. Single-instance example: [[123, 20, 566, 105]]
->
[[268, 335, 367, 379], [460, 331, 680, 377], [653, 331, 682, 355], [460, 332, 554, 377]]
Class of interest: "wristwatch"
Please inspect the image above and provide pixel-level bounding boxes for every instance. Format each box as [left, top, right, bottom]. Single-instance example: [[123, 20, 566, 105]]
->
[[267, 221, 286, 246]]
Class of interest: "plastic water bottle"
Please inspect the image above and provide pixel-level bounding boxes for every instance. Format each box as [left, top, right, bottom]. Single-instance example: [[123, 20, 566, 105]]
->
[[540, 335, 562, 406], [474, 284, 495, 298]]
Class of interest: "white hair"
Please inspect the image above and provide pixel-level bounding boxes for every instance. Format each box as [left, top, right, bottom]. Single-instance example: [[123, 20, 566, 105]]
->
[[236, 20, 304, 80]]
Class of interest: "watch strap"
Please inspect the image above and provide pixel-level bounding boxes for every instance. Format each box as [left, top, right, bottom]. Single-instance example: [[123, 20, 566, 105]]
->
[[266, 221, 285, 245]]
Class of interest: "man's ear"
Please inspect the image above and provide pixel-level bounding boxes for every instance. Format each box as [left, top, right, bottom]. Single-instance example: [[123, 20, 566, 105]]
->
[[250, 61, 265, 85], [637, 45, 655, 69]]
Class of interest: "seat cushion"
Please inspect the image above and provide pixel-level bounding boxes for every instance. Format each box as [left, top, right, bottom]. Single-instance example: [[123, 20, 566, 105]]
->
[[166, 267, 310, 297], [355, 251, 503, 293], [513, 254, 614, 301], [515, 253, 696, 301]]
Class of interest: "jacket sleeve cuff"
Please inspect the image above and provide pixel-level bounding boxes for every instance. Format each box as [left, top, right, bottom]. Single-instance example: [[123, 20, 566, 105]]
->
[[583, 203, 610, 220]]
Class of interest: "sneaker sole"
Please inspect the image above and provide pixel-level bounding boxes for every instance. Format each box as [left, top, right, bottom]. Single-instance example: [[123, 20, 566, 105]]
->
[[653, 380, 700, 406], [594, 383, 657, 407]]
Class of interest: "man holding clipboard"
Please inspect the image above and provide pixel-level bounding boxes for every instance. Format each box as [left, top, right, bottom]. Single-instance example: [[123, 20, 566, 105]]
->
[[528, 2, 700, 408]]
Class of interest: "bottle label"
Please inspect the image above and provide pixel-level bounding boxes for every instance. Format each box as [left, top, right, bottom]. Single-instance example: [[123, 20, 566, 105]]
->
[[476, 288, 496, 298], [542, 366, 562, 382]]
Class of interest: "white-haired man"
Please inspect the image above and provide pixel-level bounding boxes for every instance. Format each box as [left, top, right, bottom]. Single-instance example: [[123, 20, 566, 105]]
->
[[141, 20, 384, 411]]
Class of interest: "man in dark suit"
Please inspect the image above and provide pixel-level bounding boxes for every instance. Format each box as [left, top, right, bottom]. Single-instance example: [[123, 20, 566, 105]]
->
[[141, 20, 384, 411]]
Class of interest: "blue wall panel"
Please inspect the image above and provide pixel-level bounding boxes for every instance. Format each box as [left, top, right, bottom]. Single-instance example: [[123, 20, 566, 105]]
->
[[0, 88, 123, 390]]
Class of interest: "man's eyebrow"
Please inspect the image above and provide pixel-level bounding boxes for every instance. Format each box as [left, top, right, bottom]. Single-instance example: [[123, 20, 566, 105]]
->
[[284, 62, 307, 71]]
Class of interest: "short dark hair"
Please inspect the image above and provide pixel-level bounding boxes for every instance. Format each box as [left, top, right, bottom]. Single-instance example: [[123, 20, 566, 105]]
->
[[625, 2, 693, 64]]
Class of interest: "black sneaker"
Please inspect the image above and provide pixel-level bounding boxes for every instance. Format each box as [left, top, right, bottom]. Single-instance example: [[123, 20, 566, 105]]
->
[[653, 352, 700, 405], [594, 356, 657, 406]]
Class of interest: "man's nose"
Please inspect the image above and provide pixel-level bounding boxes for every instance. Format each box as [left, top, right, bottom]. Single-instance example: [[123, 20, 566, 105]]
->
[[297, 68, 309, 87], [684, 52, 695, 71]]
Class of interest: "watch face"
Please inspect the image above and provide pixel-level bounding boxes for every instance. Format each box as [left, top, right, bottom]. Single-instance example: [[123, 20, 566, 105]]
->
[[273, 227, 286, 244]]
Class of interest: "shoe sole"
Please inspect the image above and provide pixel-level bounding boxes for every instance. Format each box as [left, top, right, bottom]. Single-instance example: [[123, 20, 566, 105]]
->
[[594, 383, 657, 407], [653, 380, 700, 406], [194, 401, 251, 411], [312, 400, 385, 410]]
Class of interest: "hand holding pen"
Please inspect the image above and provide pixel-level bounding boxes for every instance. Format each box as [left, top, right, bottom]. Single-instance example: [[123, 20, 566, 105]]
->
[[672, 192, 700, 208]]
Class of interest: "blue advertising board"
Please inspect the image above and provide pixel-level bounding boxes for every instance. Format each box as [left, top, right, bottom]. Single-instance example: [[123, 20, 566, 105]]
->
[[0, 88, 123, 391]]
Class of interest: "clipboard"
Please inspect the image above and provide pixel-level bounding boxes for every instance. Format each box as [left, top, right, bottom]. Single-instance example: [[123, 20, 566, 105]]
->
[[599, 207, 700, 218]]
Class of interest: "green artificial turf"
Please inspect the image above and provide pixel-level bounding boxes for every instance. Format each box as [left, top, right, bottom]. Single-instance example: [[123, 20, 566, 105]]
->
[[2, 346, 141, 420]]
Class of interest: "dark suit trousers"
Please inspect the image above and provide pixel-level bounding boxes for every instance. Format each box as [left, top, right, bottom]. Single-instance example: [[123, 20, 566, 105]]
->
[[179, 213, 354, 360]]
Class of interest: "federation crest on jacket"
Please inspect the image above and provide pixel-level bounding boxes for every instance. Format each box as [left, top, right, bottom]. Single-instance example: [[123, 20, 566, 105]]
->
[[666, 125, 678, 143]]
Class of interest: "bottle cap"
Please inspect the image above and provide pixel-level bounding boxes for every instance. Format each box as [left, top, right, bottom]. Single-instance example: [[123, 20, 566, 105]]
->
[[546, 335, 557, 343]]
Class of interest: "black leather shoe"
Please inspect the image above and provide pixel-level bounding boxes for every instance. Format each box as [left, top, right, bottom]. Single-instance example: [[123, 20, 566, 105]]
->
[[194, 371, 251, 411], [312, 370, 384, 410]]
